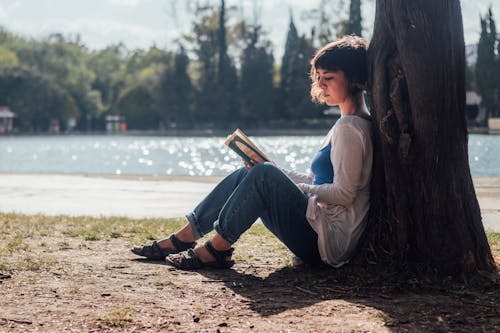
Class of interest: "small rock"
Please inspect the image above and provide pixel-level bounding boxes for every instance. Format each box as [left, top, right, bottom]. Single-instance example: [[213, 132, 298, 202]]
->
[[101, 293, 111, 297]]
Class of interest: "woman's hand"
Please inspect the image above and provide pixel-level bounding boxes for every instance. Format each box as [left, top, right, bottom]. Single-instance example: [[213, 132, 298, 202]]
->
[[244, 159, 276, 170], [244, 160, 256, 170]]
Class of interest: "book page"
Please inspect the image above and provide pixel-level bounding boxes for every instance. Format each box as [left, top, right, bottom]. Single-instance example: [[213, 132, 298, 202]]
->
[[225, 129, 270, 165]]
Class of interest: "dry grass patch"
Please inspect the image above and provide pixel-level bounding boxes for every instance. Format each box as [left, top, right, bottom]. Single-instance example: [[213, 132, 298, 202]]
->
[[0, 213, 187, 274], [100, 307, 135, 328], [487, 231, 500, 252]]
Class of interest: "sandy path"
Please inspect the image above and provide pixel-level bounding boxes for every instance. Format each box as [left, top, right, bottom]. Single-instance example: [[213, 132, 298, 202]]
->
[[0, 173, 499, 231]]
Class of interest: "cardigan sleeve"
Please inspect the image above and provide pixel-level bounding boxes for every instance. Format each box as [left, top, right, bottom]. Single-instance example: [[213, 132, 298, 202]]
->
[[278, 166, 314, 185], [297, 123, 365, 207]]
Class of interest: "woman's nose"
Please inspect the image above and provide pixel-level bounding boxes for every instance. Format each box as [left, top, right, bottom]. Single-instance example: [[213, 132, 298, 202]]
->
[[319, 78, 326, 88]]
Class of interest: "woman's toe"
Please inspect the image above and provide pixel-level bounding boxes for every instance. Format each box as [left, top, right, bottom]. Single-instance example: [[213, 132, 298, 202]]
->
[[166, 253, 182, 264]]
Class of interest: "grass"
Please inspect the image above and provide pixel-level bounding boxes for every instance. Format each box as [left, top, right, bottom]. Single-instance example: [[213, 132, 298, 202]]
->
[[0, 213, 187, 273], [486, 231, 500, 252], [0, 212, 187, 244], [0, 213, 498, 275], [100, 307, 135, 327]]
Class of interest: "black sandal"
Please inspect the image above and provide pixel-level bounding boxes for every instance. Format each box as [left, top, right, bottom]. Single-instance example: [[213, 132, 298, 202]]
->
[[131, 234, 196, 260], [165, 240, 234, 270]]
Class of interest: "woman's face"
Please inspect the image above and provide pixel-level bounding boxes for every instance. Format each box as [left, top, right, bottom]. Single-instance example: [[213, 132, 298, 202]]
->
[[317, 68, 350, 106]]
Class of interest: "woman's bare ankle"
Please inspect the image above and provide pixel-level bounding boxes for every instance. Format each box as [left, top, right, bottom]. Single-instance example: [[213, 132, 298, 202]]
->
[[211, 234, 232, 251]]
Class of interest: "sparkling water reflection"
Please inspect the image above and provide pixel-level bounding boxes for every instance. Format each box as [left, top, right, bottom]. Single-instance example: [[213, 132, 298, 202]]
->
[[0, 134, 499, 176]]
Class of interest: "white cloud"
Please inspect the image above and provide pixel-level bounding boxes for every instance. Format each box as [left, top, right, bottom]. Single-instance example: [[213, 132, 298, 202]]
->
[[108, 0, 148, 7], [16, 17, 169, 50], [0, 1, 21, 19]]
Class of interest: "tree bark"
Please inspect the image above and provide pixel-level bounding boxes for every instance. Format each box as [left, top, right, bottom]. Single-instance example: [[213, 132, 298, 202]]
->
[[365, 0, 496, 277]]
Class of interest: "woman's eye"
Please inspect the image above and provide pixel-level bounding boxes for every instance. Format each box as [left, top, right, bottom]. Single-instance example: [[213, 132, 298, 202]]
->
[[324, 77, 333, 81]]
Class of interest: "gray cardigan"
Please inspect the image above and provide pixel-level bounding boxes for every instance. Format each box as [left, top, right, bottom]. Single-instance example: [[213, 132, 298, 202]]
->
[[282, 115, 373, 267]]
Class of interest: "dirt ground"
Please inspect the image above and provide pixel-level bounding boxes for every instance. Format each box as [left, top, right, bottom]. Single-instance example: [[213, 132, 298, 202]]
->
[[0, 223, 499, 333]]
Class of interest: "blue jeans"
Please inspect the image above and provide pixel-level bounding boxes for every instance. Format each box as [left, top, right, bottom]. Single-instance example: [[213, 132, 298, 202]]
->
[[186, 163, 322, 264]]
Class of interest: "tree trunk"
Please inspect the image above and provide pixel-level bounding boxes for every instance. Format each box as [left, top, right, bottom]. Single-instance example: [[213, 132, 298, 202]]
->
[[366, 0, 496, 278]]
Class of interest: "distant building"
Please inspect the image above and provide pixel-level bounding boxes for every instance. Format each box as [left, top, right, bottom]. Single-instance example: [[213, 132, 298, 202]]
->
[[105, 115, 127, 134], [0, 106, 15, 134], [49, 119, 60, 134], [66, 118, 77, 133], [489, 118, 500, 134]]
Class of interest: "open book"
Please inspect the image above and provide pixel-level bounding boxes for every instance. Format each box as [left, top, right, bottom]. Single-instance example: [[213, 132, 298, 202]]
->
[[224, 128, 270, 166]]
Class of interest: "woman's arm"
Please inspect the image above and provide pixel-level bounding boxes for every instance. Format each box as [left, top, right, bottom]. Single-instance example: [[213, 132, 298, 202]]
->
[[278, 166, 314, 185], [298, 123, 365, 206]]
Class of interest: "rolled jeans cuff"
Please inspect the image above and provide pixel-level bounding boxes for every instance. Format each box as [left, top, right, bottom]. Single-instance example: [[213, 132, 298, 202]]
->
[[213, 220, 237, 244], [185, 212, 204, 240]]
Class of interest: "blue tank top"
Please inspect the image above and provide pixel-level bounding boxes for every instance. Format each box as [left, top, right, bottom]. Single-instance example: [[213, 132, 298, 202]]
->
[[311, 143, 334, 185]]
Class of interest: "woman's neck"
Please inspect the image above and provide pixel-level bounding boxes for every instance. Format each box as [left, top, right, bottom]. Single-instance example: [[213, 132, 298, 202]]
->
[[339, 94, 369, 117]]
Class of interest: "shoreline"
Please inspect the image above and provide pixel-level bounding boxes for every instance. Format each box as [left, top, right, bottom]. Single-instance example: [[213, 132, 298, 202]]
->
[[1, 171, 499, 183], [1, 126, 498, 137], [0, 173, 498, 231]]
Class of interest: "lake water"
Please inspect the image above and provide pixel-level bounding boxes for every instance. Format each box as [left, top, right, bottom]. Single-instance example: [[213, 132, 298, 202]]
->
[[0, 134, 499, 177]]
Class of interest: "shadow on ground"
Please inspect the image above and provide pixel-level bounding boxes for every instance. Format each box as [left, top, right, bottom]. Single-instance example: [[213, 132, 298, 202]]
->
[[196, 263, 500, 332]]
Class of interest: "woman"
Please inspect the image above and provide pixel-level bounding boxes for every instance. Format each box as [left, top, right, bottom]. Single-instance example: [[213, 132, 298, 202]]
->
[[132, 35, 373, 269]]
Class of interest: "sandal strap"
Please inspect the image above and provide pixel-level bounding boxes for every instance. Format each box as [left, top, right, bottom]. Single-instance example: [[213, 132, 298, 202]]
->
[[169, 249, 204, 270], [204, 241, 234, 266], [145, 240, 163, 257], [130, 240, 166, 260], [169, 234, 196, 252], [181, 249, 204, 269]]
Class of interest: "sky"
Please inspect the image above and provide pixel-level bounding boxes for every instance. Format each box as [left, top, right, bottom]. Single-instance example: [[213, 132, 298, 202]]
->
[[0, 0, 498, 57]]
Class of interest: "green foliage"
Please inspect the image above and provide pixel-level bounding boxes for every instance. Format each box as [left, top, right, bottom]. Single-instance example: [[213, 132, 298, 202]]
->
[[214, 0, 240, 124], [240, 26, 275, 125], [279, 16, 320, 122], [0, 46, 18, 67], [88, 44, 127, 110], [116, 85, 159, 130], [476, 7, 499, 118], [189, 1, 239, 126], [346, 0, 362, 36], [0, 1, 367, 132], [124, 46, 170, 84], [157, 47, 195, 127], [10, 34, 101, 130], [465, 63, 476, 91], [0, 66, 78, 131]]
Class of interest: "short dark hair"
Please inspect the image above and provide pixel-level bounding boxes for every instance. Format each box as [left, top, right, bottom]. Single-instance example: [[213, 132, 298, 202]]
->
[[310, 35, 368, 103]]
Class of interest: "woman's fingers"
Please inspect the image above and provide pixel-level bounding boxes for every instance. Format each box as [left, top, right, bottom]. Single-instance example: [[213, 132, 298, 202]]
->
[[244, 159, 261, 170]]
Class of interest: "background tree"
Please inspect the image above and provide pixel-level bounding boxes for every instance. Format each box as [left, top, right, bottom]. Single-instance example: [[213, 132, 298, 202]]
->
[[303, 1, 351, 47], [12, 34, 103, 131], [215, 0, 240, 125], [497, 17, 500, 117], [113, 46, 170, 129], [157, 46, 195, 128], [365, 0, 496, 277], [115, 84, 159, 130], [278, 15, 318, 124], [0, 67, 78, 131], [346, 0, 362, 36], [88, 44, 127, 113], [0, 46, 18, 67], [186, 0, 240, 127], [239, 24, 275, 126], [475, 7, 498, 120], [314, 0, 339, 45], [189, 5, 220, 124]]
